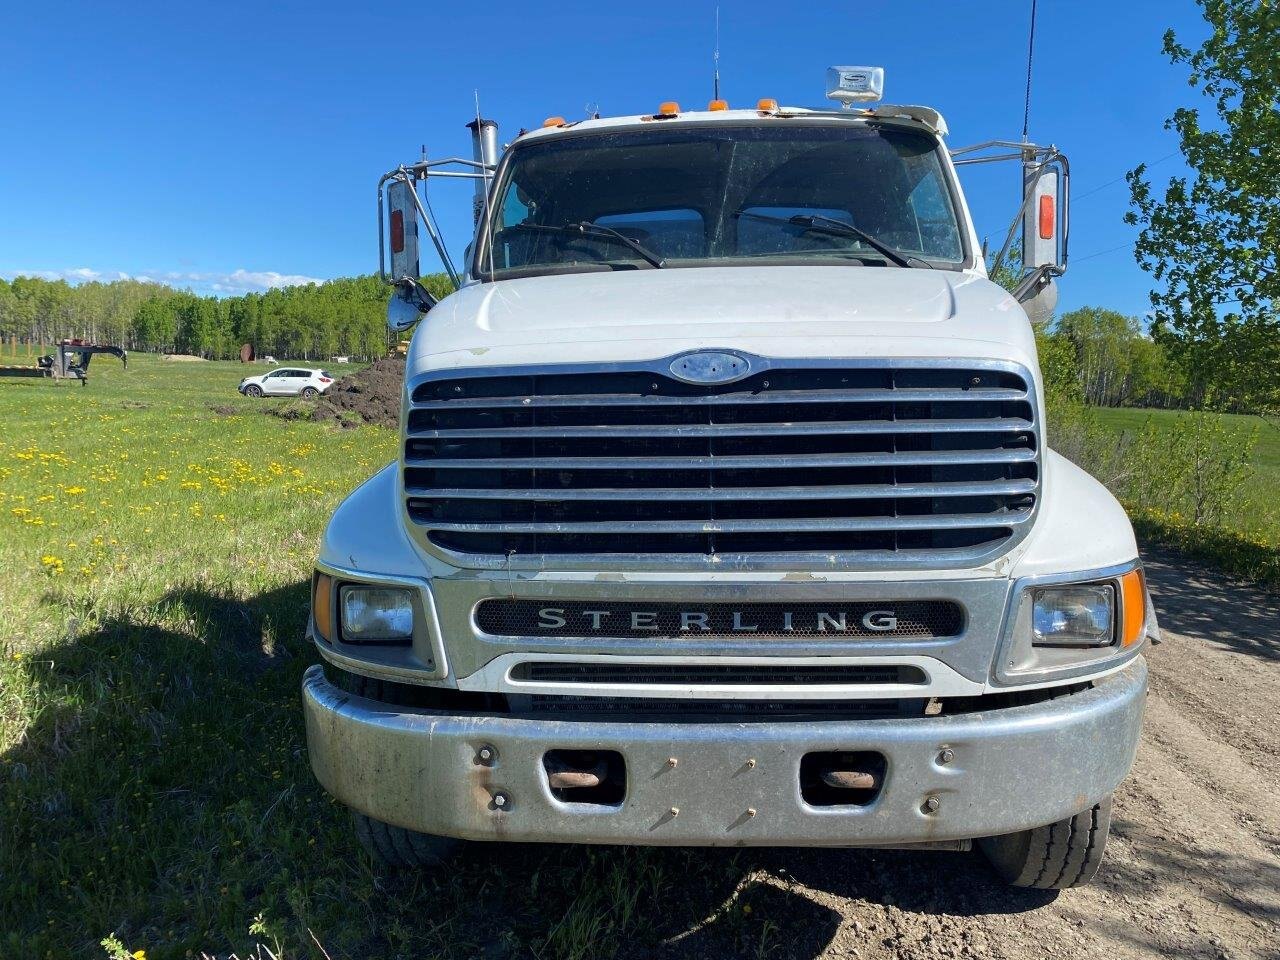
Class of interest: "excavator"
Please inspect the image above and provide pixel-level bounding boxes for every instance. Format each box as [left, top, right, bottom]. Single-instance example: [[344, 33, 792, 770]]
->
[[0, 339, 127, 385]]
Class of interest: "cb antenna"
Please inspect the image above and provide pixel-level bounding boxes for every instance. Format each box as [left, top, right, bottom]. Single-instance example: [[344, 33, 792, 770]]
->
[[713, 5, 721, 101], [1021, 0, 1037, 141]]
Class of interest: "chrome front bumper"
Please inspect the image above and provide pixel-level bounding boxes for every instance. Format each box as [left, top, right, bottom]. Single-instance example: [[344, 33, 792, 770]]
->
[[302, 658, 1146, 847]]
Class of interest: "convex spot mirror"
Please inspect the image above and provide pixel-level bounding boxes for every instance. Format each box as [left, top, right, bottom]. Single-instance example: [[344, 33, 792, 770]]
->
[[387, 278, 436, 332], [1018, 275, 1058, 326]]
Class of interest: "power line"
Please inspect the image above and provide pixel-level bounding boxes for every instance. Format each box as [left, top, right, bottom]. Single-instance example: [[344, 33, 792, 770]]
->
[[1072, 241, 1135, 264], [1074, 152, 1179, 202]]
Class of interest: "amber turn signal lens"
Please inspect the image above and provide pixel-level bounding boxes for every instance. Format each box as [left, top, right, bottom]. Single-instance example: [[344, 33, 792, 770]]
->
[[1119, 569, 1146, 647], [757, 98, 779, 112], [1039, 195, 1055, 240], [312, 572, 333, 641], [707, 99, 729, 111], [542, 116, 567, 128]]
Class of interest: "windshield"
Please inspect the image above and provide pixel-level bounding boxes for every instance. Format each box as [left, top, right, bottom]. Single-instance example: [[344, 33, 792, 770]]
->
[[475, 122, 967, 280]]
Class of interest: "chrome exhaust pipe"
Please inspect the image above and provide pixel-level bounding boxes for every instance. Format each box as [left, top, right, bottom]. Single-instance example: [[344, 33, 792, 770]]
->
[[466, 117, 499, 223]]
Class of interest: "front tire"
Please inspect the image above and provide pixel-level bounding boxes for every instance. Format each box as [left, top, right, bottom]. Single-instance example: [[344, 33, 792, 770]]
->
[[979, 796, 1112, 889], [244, 384, 263, 398], [352, 812, 463, 868]]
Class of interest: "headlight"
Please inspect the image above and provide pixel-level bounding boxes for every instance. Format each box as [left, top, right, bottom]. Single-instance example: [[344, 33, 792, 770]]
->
[[996, 565, 1148, 685], [1032, 585, 1114, 647], [340, 585, 414, 642]]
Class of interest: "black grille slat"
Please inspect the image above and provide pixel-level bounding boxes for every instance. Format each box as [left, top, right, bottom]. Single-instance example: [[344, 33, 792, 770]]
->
[[419, 512, 1031, 535], [512, 662, 926, 685], [404, 449, 1037, 469], [402, 363, 1039, 563], [406, 417, 1033, 439], [478, 599, 964, 640], [525, 696, 911, 719], [410, 386, 1027, 410], [406, 479, 1036, 501]]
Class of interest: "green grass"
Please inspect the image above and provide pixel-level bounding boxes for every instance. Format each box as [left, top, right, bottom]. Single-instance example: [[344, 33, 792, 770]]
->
[[0, 354, 794, 960], [1090, 406, 1280, 544]]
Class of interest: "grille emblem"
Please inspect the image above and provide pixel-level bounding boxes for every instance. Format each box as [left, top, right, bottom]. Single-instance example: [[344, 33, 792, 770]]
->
[[668, 350, 752, 384]]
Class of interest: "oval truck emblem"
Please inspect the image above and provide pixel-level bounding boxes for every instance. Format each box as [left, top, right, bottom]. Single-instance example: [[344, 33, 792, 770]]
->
[[668, 351, 752, 384]]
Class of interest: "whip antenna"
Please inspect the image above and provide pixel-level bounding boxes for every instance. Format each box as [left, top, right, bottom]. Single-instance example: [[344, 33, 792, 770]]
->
[[1021, 0, 1037, 140], [713, 6, 721, 101]]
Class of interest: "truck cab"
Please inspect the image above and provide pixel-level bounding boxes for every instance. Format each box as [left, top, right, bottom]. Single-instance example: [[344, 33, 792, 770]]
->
[[302, 71, 1153, 888]]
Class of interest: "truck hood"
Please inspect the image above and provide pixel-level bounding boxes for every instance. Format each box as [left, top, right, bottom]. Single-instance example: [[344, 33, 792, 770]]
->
[[411, 266, 1038, 375]]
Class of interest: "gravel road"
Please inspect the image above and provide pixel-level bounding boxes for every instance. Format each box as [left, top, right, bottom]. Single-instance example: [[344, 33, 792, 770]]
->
[[609, 545, 1280, 960]]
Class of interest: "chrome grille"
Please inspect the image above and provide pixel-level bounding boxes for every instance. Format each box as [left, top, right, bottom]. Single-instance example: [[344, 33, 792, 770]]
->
[[403, 359, 1039, 568]]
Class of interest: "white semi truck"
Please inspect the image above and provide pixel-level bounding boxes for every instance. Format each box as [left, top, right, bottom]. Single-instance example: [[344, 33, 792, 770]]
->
[[302, 69, 1155, 889]]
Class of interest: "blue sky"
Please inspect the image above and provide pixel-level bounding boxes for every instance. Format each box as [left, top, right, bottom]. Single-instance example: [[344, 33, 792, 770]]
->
[[1, 0, 1206, 315]]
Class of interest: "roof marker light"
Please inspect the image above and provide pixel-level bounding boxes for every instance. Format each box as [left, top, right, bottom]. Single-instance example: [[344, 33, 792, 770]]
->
[[542, 116, 567, 128], [657, 101, 681, 116], [708, 99, 729, 111], [756, 98, 779, 113]]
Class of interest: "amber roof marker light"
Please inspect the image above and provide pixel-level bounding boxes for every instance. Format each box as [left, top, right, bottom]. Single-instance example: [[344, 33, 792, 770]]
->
[[656, 101, 681, 118], [708, 99, 729, 111], [756, 98, 779, 113]]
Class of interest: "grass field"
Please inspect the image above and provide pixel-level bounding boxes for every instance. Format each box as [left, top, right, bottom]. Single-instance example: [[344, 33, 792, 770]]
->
[[1090, 406, 1280, 543], [3, 359, 1275, 958], [0, 354, 779, 960]]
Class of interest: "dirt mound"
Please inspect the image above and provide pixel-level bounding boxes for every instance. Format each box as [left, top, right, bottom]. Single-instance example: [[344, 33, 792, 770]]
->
[[162, 354, 208, 362], [312, 356, 404, 429]]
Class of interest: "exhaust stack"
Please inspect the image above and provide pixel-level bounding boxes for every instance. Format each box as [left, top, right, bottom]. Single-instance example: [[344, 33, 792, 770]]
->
[[466, 118, 499, 223]]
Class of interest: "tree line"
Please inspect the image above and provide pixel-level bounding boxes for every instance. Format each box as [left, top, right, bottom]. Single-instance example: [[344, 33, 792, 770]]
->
[[0, 274, 453, 362]]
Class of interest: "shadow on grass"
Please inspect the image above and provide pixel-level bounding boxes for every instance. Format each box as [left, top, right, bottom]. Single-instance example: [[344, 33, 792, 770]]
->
[[21, 573, 1272, 960]]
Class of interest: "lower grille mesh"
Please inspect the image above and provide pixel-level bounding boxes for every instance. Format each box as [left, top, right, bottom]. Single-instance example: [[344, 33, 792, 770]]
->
[[511, 662, 926, 685]]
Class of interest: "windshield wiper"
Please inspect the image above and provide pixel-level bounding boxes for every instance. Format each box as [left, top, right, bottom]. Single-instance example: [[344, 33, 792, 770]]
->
[[733, 212, 929, 268], [503, 221, 666, 268]]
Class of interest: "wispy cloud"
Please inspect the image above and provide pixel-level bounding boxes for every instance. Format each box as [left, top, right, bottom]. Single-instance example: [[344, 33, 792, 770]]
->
[[1, 266, 325, 296]]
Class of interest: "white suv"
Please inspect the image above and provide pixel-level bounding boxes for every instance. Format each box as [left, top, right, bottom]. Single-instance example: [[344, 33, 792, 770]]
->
[[239, 367, 334, 399]]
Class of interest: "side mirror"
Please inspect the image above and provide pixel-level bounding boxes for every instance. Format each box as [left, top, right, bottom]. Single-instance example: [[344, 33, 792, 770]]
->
[[387, 178, 420, 282], [387, 277, 436, 332], [1021, 163, 1064, 274]]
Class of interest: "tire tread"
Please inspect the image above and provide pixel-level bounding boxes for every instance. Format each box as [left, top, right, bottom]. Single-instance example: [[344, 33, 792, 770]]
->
[[351, 811, 462, 869], [980, 796, 1112, 890]]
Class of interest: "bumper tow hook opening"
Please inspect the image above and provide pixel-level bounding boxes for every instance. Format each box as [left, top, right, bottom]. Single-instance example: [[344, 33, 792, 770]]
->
[[544, 750, 626, 806], [801, 751, 886, 807]]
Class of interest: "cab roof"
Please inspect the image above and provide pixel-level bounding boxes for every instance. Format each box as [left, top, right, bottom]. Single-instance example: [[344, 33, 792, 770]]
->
[[516, 104, 949, 144]]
